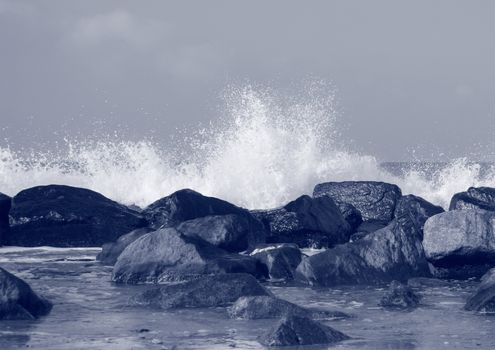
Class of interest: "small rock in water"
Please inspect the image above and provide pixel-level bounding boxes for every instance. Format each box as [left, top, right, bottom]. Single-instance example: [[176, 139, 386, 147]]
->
[[379, 280, 421, 309], [259, 314, 349, 346]]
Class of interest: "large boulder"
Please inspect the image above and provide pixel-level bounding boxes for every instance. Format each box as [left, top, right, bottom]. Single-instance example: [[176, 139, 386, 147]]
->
[[142, 189, 253, 229], [252, 195, 351, 248], [249, 244, 302, 280], [296, 204, 431, 286], [97, 228, 154, 265], [350, 219, 388, 242], [465, 268, 495, 312], [423, 209, 495, 277], [5, 185, 147, 247], [259, 314, 349, 347], [379, 280, 421, 309], [130, 273, 271, 309], [176, 214, 265, 253], [0, 267, 52, 320], [228, 295, 349, 320], [313, 181, 402, 222], [450, 187, 495, 211], [0, 193, 11, 246], [112, 228, 267, 284]]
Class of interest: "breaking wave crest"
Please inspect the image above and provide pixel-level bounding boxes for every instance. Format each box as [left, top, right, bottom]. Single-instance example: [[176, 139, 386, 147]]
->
[[0, 85, 494, 209]]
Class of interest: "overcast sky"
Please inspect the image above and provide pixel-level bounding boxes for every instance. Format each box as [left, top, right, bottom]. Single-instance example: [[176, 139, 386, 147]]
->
[[1, 0, 495, 161]]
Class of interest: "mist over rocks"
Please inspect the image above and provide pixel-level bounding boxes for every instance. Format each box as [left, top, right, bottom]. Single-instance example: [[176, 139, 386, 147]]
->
[[252, 195, 351, 248], [142, 189, 254, 229], [423, 209, 495, 278], [5, 185, 147, 247], [313, 181, 402, 222], [0, 267, 52, 320], [450, 187, 495, 211], [112, 228, 267, 284], [130, 273, 271, 309], [0, 192, 11, 246]]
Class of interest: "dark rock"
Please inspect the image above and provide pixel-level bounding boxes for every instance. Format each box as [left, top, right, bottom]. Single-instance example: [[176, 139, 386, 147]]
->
[[313, 181, 402, 222], [465, 268, 495, 312], [249, 244, 302, 280], [0, 267, 52, 320], [379, 280, 421, 309], [259, 314, 349, 347], [176, 214, 265, 253], [5, 185, 147, 247], [252, 195, 351, 248], [450, 187, 495, 211], [296, 208, 431, 286], [228, 295, 349, 320], [407, 277, 450, 288], [350, 219, 388, 241], [142, 189, 252, 229], [394, 195, 444, 239], [130, 273, 271, 309], [112, 228, 267, 284], [336, 202, 363, 232], [97, 228, 154, 265], [423, 209, 495, 277], [0, 193, 11, 245]]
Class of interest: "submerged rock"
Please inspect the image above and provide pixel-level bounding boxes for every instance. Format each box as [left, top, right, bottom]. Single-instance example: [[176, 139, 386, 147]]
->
[[450, 187, 495, 211], [252, 195, 351, 248], [130, 273, 270, 309], [423, 209, 495, 278], [142, 189, 252, 229], [259, 314, 349, 347], [5, 185, 147, 247], [249, 244, 302, 280], [97, 228, 154, 265], [313, 181, 402, 222], [112, 228, 267, 284], [176, 214, 265, 253], [0, 193, 11, 246], [296, 206, 431, 286], [379, 280, 421, 309], [0, 267, 52, 320], [465, 268, 495, 312], [228, 295, 349, 320]]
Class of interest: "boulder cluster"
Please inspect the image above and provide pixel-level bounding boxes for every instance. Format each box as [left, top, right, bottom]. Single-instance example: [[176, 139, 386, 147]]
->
[[3, 182, 495, 345]]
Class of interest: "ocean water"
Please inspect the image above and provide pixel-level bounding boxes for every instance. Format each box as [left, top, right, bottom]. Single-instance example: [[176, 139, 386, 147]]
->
[[1, 85, 494, 210], [0, 247, 493, 350]]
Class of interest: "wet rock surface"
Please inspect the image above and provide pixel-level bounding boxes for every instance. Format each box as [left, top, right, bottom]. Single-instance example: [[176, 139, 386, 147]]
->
[[465, 268, 495, 312], [249, 243, 301, 280], [97, 228, 154, 265], [0, 192, 11, 246], [0, 267, 52, 320], [450, 187, 495, 211], [5, 185, 147, 247], [259, 314, 350, 346]]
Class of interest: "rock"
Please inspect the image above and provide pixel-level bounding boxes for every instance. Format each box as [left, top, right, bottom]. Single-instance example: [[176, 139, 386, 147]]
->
[[5, 185, 147, 247], [379, 280, 421, 309], [450, 187, 495, 211], [336, 202, 363, 232], [465, 268, 495, 312], [313, 181, 402, 222], [252, 195, 351, 248], [97, 228, 154, 265], [296, 209, 431, 286], [112, 228, 267, 284], [0, 267, 52, 320], [249, 244, 302, 280], [130, 273, 271, 309], [176, 214, 265, 253], [142, 189, 252, 229], [423, 209, 495, 277], [394, 195, 444, 239], [350, 219, 388, 241], [0, 193, 11, 245], [228, 295, 349, 320], [407, 277, 450, 288], [259, 314, 349, 347]]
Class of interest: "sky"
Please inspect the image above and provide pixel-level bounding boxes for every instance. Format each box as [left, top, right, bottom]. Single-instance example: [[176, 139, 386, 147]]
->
[[1, 0, 495, 161]]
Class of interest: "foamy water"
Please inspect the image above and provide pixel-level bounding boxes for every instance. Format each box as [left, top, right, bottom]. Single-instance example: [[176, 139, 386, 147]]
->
[[1, 85, 494, 209]]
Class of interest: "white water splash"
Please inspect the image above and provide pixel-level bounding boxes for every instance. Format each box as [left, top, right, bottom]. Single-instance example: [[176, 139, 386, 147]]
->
[[0, 85, 494, 209]]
